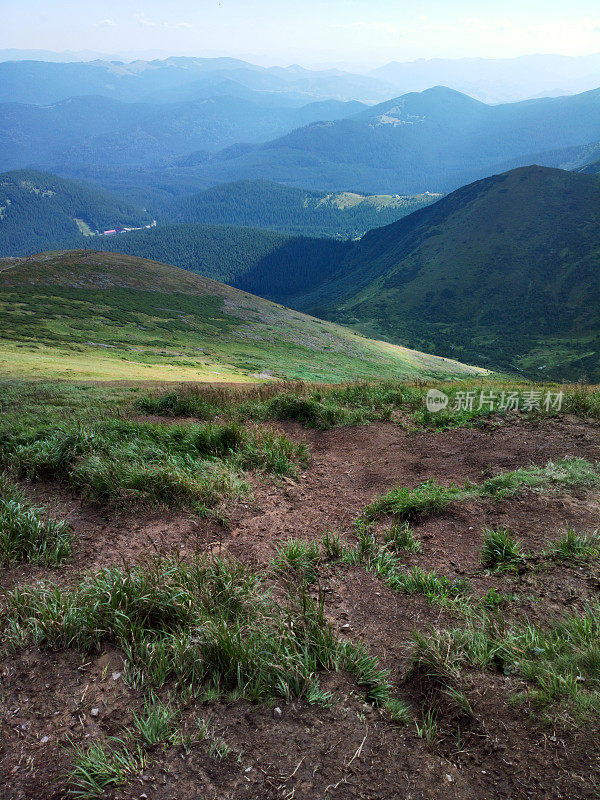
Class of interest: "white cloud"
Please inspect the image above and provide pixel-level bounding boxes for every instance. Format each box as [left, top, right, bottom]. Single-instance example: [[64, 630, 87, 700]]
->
[[334, 20, 401, 36], [136, 13, 157, 27], [135, 13, 193, 30], [96, 18, 116, 27]]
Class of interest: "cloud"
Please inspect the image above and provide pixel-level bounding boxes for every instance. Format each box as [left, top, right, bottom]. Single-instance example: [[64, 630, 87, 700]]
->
[[334, 20, 401, 36], [96, 18, 116, 27], [136, 13, 157, 27], [135, 13, 193, 30]]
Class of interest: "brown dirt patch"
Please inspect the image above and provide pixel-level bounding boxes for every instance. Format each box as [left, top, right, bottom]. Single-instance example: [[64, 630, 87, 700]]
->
[[2, 414, 600, 798]]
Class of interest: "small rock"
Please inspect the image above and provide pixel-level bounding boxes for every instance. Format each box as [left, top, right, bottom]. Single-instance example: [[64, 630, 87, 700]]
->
[[112, 671, 122, 681], [90, 708, 99, 717], [40, 736, 50, 744], [273, 707, 282, 720], [341, 623, 351, 631]]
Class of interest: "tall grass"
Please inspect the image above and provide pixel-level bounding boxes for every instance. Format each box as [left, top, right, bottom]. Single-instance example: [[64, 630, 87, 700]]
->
[[2, 419, 306, 511], [0, 474, 71, 565], [4, 555, 390, 705], [135, 380, 600, 432], [412, 602, 600, 717], [363, 457, 600, 521]]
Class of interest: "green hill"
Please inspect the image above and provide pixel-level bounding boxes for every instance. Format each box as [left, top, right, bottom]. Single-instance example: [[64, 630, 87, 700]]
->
[[55, 222, 350, 297], [292, 166, 600, 382], [0, 250, 484, 383], [0, 170, 152, 257], [165, 180, 440, 238]]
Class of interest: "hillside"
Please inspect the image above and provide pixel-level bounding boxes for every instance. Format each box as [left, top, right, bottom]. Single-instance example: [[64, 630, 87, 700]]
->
[[156, 86, 600, 194], [0, 94, 365, 172], [296, 166, 600, 381], [57, 222, 349, 297], [164, 180, 441, 237], [0, 170, 152, 256], [0, 250, 484, 382]]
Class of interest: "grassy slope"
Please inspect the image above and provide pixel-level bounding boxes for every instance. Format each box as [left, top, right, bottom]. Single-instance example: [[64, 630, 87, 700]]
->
[[0, 250, 485, 382], [297, 166, 600, 382]]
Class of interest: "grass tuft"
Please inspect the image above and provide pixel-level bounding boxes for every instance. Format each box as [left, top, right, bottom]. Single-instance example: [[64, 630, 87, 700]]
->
[[0, 474, 71, 565], [481, 527, 525, 570]]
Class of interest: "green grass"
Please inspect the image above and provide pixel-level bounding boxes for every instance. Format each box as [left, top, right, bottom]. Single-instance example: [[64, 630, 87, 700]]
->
[[2, 418, 306, 513], [130, 694, 180, 746], [413, 602, 600, 719], [68, 739, 145, 800], [4, 555, 390, 705], [363, 457, 600, 522], [480, 527, 525, 570], [0, 251, 484, 383], [382, 522, 422, 553], [545, 528, 600, 560], [272, 538, 322, 584], [0, 474, 71, 565]]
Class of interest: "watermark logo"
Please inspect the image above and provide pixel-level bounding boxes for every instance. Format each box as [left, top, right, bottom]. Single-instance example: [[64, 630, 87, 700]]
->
[[426, 389, 449, 412], [424, 389, 564, 413]]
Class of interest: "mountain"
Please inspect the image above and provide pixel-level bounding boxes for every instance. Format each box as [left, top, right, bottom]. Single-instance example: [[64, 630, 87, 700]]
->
[[163, 180, 441, 237], [290, 166, 600, 382], [132, 86, 600, 195], [0, 250, 483, 383], [0, 170, 152, 257], [0, 57, 396, 106], [0, 94, 365, 172], [371, 53, 600, 104]]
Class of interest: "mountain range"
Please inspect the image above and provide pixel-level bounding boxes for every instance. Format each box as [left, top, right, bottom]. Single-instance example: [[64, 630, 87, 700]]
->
[[371, 53, 600, 103], [0, 57, 396, 106], [142, 86, 600, 195], [0, 94, 365, 172], [290, 166, 600, 381], [3, 52, 600, 107], [5, 164, 596, 382]]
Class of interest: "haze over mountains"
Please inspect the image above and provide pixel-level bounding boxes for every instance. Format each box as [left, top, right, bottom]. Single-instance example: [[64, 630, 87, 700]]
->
[[2, 52, 600, 105]]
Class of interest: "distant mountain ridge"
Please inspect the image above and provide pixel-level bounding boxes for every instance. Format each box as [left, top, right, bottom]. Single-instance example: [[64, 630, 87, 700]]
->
[[107, 85, 600, 196], [0, 94, 366, 172], [370, 53, 600, 103], [0, 56, 397, 106]]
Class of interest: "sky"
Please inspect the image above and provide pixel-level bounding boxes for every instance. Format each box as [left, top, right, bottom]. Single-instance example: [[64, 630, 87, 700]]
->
[[2, 0, 600, 68]]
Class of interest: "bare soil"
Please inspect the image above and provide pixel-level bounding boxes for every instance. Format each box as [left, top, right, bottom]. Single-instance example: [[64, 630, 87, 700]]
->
[[2, 414, 600, 799]]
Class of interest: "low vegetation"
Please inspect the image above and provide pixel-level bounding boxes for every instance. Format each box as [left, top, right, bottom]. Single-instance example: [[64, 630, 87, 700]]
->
[[0, 474, 71, 565], [4, 555, 390, 705], [1, 416, 306, 513], [364, 457, 600, 521]]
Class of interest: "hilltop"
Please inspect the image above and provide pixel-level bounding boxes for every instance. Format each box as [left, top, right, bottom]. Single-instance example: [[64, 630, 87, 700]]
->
[[0, 250, 484, 382], [295, 166, 600, 381]]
